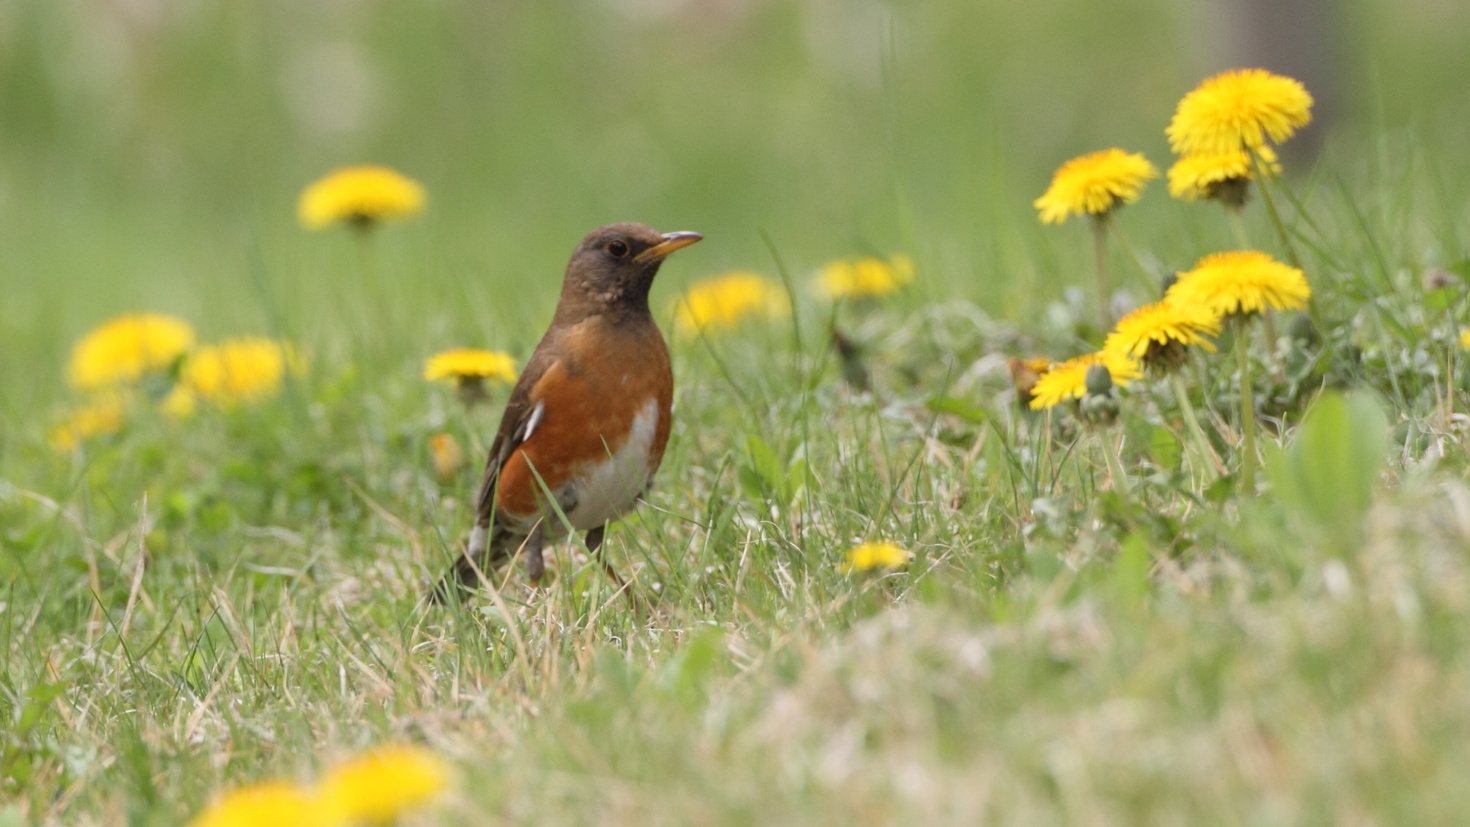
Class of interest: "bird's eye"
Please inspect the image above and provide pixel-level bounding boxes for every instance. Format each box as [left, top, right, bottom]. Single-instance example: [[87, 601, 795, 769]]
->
[[607, 239, 630, 258]]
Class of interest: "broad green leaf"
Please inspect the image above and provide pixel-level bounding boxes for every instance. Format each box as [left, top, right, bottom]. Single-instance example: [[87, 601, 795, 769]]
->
[[926, 395, 988, 424], [1266, 391, 1389, 549], [1150, 426, 1182, 472]]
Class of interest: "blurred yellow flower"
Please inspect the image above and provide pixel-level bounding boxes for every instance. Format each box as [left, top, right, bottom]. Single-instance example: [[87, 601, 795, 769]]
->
[[1167, 145, 1281, 203], [815, 255, 914, 299], [1460, 329, 1470, 350], [180, 338, 301, 407], [188, 781, 335, 827], [841, 541, 911, 574], [47, 395, 127, 451], [429, 433, 464, 482], [1029, 351, 1141, 410], [1103, 300, 1221, 369], [1166, 250, 1310, 317], [671, 271, 788, 337], [298, 165, 426, 230], [1008, 357, 1054, 409], [317, 745, 451, 825], [67, 312, 195, 391], [1034, 149, 1158, 225], [1166, 68, 1313, 156], [424, 348, 518, 385]]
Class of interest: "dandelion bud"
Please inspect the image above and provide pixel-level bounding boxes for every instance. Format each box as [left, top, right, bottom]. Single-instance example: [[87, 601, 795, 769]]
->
[[1079, 389, 1120, 426], [1084, 364, 1114, 397]]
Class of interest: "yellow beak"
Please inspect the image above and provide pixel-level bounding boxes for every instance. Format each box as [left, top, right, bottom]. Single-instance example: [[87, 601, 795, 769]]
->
[[634, 231, 703, 264]]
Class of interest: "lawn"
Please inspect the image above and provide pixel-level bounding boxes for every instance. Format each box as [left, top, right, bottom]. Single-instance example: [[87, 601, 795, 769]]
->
[[3, 1, 1470, 825]]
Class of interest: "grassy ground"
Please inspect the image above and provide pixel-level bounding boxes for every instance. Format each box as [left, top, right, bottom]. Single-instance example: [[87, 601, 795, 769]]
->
[[4, 2, 1470, 825]]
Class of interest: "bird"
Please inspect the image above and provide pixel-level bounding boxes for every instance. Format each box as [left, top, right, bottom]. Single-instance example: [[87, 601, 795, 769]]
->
[[433, 223, 702, 601]]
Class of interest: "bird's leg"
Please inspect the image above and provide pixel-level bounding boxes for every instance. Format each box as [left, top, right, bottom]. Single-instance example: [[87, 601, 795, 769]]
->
[[586, 524, 647, 615], [583, 525, 624, 589], [523, 520, 546, 584]]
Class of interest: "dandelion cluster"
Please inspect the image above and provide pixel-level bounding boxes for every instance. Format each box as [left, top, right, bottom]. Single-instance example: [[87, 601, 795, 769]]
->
[[51, 313, 303, 450], [189, 745, 451, 827], [1029, 68, 1318, 492]]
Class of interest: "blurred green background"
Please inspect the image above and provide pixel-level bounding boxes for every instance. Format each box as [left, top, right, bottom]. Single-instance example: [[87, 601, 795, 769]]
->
[[2, 0, 1467, 419]]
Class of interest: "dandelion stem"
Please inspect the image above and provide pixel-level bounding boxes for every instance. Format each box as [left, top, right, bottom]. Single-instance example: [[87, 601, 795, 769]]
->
[[1226, 206, 1251, 250], [1234, 316, 1258, 493], [1106, 216, 1151, 286], [1092, 217, 1112, 329], [1100, 428, 1132, 498], [1251, 150, 1302, 270], [1169, 372, 1224, 475]]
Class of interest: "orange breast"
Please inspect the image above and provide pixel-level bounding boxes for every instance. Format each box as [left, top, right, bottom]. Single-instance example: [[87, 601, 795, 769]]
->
[[495, 317, 672, 521]]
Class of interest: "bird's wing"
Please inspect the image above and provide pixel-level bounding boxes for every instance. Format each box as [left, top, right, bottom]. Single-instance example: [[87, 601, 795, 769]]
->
[[473, 343, 559, 525]]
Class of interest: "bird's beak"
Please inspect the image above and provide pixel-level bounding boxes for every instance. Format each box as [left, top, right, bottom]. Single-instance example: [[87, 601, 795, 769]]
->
[[634, 231, 703, 264]]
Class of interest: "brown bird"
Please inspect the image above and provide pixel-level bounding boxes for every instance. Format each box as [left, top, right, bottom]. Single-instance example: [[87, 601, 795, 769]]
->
[[434, 223, 702, 600]]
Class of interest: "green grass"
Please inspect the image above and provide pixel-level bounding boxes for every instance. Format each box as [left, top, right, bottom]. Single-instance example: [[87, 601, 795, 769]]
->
[[5, 2, 1470, 825]]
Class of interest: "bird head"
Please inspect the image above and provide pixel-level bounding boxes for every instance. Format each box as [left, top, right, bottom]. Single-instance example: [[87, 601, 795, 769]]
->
[[557, 223, 702, 318]]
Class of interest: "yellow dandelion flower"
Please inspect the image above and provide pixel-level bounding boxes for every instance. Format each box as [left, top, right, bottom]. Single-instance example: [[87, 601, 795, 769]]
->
[[298, 165, 426, 230], [841, 541, 911, 574], [1166, 68, 1313, 156], [671, 271, 788, 337], [67, 312, 195, 391], [423, 348, 518, 384], [1028, 351, 1141, 411], [1167, 145, 1281, 203], [317, 745, 451, 825], [814, 254, 914, 299], [1103, 300, 1222, 369], [188, 781, 336, 827], [180, 338, 301, 407], [1460, 329, 1470, 350], [1166, 250, 1310, 317], [1034, 149, 1159, 225], [47, 395, 127, 451]]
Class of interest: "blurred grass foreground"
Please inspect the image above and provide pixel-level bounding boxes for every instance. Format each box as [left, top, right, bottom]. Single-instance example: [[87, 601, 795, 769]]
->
[[4, 0, 1470, 824]]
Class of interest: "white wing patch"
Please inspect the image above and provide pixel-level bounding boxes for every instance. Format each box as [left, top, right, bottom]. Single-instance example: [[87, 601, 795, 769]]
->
[[522, 400, 546, 442]]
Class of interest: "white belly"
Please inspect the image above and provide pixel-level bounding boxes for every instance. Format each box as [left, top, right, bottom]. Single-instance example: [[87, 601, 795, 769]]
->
[[562, 398, 661, 530]]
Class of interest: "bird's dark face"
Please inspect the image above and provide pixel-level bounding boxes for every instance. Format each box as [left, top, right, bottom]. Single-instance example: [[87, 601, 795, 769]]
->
[[560, 222, 702, 315]]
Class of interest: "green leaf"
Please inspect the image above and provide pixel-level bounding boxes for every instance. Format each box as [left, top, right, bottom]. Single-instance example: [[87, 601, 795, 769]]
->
[[926, 395, 988, 424], [660, 627, 726, 705], [1266, 391, 1389, 549], [743, 436, 789, 503], [1110, 532, 1152, 610], [1149, 426, 1182, 472], [1424, 287, 1458, 313]]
